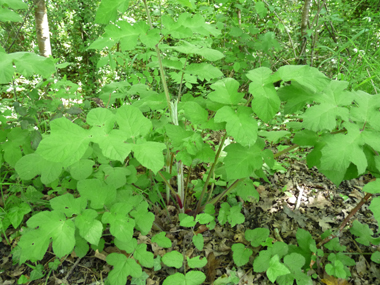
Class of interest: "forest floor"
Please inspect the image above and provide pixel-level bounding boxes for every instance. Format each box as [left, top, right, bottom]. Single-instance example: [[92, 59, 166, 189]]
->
[[1, 152, 379, 285]]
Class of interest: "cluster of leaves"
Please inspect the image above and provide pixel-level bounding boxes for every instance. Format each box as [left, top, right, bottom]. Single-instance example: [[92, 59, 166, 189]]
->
[[1, 0, 380, 284]]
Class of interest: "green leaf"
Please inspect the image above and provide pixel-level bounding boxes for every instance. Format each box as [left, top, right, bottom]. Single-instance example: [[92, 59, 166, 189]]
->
[[162, 271, 206, 285], [350, 91, 380, 131], [325, 260, 347, 279], [135, 243, 154, 268], [161, 14, 193, 38], [229, 26, 243, 37], [6, 203, 31, 228], [131, 271, 149, 285], [0, 52, 15, 83], [193, 143, 215, 164], [278, 83, 317, 114], [132, 142, 166, 174], [179, 101, 209, 125], [102, 203, 135, 242], [101, 165, 129, 189], [371, 251, 380, 264], [324, 238, 346, 252], [106, 253, 142, 284], [90, 129, 132, 163], [69, 159, 95, 180], [280, 253, 312, 285], [254, 32, 281, 54], [208, 78, 244, 105], [19, 211, 75, 263], [152, 232, 172, 248], [245, 228, 270, 247], [273, 65, 329, 93], [15, 153, 63, 184], [75, 209, 103, 245], [165, 124, 193, 149], [87, 107, 116, 131], [10, 52, 56, 78], [185, 63, 223, 81], [3, 142, 22, 167], [29, 264, 44, 282], [215, 106, 258, 147], [187, 256, 207, 268], [228, 204, 245, 227], [77, 179, 116, 209], [174, 0, 196, 10], [0, 7, 23, 22], [255, 1, 267, 18], [302, 103, 349, 132], [162, 251, 183, 269], [296, 228, 317, 253], [253, 242, 289, 272], [179, 213, 197, 227], [115, 237, 137, 253], [165, 41, 224, 61], [350, 220, 380, 246], [224, 142, 264, 180], [95, 0, 130, 24], [3, 0, 28, 10], [320, 123, 367, 185], [37, 118, 90, 167], [140, 28, 161, 48], [231, 243, 253, 266], [258, 130, 290, 144], [217, 203, 229, 226], [267, 255, 291, 283], [236, 179, 260, 202], [192, 234, 204, 251], [293, 130, 319, 146], [247, 67, 280, 122], [130, 201, 155, 235], [195, 213, 214, 224], [50, 194, 87, 218], [116, 105, 152, 139], [369, 197, 380, 227], [363, 176, 380, 194], [74, 234, 89, 258]]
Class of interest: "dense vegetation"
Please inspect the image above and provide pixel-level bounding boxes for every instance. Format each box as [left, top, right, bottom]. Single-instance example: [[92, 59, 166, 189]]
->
[[1, 0, 380, 284]]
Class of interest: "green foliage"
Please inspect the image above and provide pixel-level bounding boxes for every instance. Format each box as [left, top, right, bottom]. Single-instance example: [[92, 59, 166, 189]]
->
[[1, 0, 380, 283], [231, 243, 252, 266]]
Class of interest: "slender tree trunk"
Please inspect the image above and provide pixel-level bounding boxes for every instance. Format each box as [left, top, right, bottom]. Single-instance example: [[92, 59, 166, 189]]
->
[[34, 0, 52, 57], [298, 0, 311, 64]]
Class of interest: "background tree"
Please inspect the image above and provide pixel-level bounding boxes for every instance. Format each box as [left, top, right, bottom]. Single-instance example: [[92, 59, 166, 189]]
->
[[33, 0, 51, 57]]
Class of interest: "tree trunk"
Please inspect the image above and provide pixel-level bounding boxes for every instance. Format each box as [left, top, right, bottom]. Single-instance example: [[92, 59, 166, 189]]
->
[[34, 0, 52, 57], [298, 0, 312, 64]]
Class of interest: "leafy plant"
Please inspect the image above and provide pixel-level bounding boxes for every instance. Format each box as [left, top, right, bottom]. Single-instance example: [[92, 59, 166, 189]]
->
[[1, 0, 380, 284]]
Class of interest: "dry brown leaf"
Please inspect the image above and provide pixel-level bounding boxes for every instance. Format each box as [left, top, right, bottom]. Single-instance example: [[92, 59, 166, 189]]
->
[[205, 252, 218, 283], [308, 192, 331, 209]]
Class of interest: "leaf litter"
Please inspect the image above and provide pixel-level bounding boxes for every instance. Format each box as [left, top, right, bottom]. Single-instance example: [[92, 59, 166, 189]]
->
[[1, 155, 379, 285]]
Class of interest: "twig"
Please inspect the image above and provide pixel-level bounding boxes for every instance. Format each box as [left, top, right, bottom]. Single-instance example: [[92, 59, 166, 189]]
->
[[317, 192, 372, 249], [63, 257, 82, 283]]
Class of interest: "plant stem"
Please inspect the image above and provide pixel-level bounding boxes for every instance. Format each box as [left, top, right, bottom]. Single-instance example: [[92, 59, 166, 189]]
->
[[142, 0, 172, 117], [157, 171, 181, 210], [199, 179, 244, 213], [194, 133, 227, 215], [273, 144, 299, 158]]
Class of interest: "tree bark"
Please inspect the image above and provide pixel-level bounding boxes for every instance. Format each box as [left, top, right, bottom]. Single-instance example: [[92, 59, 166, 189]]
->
[[298, 0, 312, 64], [34, 0, 52, 57]]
